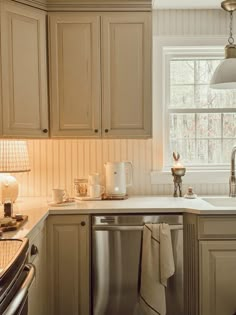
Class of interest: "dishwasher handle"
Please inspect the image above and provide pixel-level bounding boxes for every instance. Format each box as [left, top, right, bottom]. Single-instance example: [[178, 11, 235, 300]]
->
[[93, 224, 183, 231], [3, 263, 35, 315]]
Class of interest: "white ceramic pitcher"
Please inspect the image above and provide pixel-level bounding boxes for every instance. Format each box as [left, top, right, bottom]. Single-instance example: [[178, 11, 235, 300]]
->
[[104, 161, 133, 196]]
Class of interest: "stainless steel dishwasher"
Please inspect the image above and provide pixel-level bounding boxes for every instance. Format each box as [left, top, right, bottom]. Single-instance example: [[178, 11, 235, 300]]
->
[[92, 214, 183, 315]]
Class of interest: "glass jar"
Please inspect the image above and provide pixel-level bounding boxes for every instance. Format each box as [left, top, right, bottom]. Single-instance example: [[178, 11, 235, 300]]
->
[[74, 178, 88, 197]]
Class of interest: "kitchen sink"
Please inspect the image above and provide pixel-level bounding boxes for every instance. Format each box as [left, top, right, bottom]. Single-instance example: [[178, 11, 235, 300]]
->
[[202, 197, 236, 207]]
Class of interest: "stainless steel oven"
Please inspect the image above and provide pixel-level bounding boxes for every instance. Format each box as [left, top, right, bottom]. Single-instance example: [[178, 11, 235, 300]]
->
[[92, 214, 183, 315], [0, 238, 35, 315]]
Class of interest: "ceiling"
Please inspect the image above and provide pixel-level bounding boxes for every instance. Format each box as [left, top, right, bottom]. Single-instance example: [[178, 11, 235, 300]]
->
[[153, 0, 222, 9]]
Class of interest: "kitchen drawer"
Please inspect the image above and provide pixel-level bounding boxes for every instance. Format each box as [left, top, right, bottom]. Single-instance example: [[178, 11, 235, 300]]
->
[[198, 216, 236, 239]]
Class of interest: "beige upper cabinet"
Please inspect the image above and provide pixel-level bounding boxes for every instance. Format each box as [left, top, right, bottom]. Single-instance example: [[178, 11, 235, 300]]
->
[[49, 13, 101, 137], [0, 0, 49, 138], [199, 241, 236, 315], [49, 11, 152, 138], [102, 13, 152, 138]]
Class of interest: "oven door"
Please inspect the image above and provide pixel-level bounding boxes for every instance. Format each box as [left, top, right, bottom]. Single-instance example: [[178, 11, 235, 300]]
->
[[15, 295, 28, 315], [2, 264, 35, 315]]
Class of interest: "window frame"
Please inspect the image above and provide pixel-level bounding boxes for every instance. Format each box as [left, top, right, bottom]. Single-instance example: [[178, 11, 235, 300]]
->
[[151, 36, 233, 184]]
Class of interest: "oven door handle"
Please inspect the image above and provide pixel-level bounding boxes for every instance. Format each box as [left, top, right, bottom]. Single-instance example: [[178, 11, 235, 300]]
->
[[3, 263, 35, 315]]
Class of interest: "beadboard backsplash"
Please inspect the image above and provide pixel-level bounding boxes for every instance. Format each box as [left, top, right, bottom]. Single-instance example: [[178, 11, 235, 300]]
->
[[16, 139, 228, 197], [17, 9, 232, 197]]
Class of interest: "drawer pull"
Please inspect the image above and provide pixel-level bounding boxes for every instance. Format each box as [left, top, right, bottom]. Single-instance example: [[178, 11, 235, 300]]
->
[[81, 221, 86, 227], [30, 244, 38, 256], [42, 129, 48, 133], [105, 129, 109, 133], [94, 129, 98, 133]]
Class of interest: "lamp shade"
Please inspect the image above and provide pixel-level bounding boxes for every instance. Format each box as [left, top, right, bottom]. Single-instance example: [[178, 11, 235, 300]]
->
[[210, 57, 236, 89], [0, 140, 30, 173]]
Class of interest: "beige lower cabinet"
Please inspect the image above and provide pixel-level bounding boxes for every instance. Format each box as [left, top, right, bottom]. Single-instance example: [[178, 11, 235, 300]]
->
[[199, 241, 236, 315], [47, 215, 90, 315], [28, 221, 48, 315], [184, 214, 236, 315]]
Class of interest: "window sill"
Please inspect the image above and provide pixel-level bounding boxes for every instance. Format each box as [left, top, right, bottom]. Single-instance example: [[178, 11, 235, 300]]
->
[[150, 170, 230, 185]]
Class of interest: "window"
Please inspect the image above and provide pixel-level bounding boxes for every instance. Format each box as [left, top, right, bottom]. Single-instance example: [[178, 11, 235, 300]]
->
[[165, 51, 236, 168]]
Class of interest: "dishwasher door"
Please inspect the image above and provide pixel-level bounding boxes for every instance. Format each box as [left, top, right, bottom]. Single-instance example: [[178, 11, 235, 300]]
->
[[92, 215, 183, 315]]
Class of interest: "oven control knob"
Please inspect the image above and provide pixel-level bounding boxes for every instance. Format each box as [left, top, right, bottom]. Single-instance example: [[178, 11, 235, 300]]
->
[[81, 221, 86, 226], [31, 244, 38, 256]]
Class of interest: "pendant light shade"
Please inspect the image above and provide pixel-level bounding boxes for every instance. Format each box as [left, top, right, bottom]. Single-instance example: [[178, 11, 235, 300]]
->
[[210, 56, 236, 89], [211, 0, 236, 89]]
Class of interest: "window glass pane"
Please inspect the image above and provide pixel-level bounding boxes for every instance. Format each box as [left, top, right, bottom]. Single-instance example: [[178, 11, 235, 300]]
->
[[222, 139, 236, 163], [169, 139, 196, 165], [170, 86, 194, 108], [195, 60, 221, 84], [196, 113, 221, 138], [208, 140, 222, 163], [223, 113, 236, 137], [170, 60, 194, 84], [170, 114, 195, 139], [195, 139, 208, 164], [195, 85, 214, 108], [195, 87, 236, 109], [223, 90, 236, 108]]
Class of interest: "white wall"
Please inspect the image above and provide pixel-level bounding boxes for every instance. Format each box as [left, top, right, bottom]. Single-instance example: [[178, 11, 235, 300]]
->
[[153, 9, 230, 36], [18, 9, 232, 198]]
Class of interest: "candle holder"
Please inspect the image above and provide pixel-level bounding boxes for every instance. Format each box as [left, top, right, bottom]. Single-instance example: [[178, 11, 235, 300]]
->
[[171, 167, 186, 197]]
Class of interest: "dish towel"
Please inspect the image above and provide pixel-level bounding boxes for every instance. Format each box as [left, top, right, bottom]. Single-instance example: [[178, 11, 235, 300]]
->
[[139, 223, 175, 315]]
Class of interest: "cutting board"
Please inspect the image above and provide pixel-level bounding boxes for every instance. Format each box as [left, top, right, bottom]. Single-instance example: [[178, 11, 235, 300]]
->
[[0, 216, 28, 232]]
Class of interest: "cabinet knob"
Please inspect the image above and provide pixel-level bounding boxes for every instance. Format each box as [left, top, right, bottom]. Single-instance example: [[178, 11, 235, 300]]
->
[[105, 129, 109, 133], [94, 129, 98, 133], [42, 129, 48, 133], [30, 244, 38, 256], [81, 221, 86, 227]]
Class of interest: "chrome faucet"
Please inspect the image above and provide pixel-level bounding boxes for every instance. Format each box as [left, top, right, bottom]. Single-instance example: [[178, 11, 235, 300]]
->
[[229, 146, 236, 197]]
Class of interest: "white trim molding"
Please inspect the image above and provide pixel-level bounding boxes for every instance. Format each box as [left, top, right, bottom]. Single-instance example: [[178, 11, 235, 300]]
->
[[152, 36, 235, 186], [152, 36, 227, 171], [14, 0, 152, 11]]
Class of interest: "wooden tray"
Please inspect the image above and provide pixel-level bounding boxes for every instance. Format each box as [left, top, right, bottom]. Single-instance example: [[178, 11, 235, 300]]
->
[[0, 215, 28, 232], [102, 194, 128, 200]]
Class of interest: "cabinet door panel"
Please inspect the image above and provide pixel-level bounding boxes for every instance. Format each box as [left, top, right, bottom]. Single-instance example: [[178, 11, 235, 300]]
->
[[200, 241, 236, 315], [28, 222, 47, 315], [47, 215, 90, 315], [1, 1, 48, 137], [49, 13, 101, 137], [102, 13, 152, 138]]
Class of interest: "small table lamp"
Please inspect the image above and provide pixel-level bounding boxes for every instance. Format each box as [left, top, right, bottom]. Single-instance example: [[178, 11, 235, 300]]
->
[[0, 140, 30, 203]]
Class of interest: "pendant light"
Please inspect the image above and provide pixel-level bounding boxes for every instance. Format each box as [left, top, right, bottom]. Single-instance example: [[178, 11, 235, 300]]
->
[[210, 0, 236, 89]]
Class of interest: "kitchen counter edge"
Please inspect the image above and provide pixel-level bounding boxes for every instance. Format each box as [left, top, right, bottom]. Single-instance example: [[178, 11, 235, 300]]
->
[[2, 196, 236, 239]]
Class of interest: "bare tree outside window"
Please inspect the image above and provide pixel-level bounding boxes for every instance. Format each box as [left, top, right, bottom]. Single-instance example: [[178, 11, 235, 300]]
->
[[168, 58, 236, 166]]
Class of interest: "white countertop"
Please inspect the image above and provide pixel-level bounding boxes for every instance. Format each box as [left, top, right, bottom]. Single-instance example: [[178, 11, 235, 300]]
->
[[1, 195, 236, 239]]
